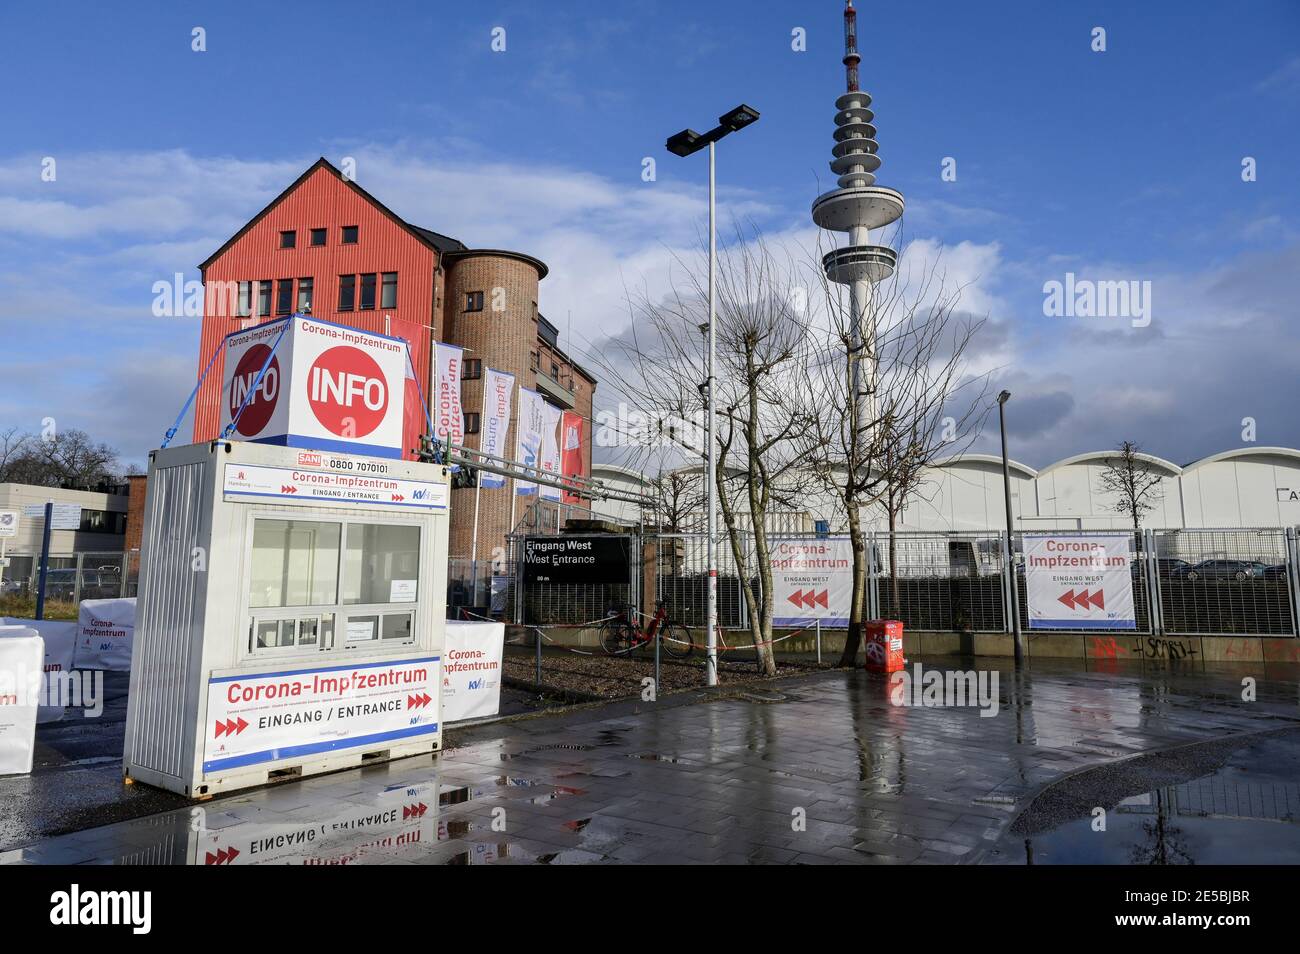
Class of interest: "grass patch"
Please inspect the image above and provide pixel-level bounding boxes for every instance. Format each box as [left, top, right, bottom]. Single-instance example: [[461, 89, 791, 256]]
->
[[0, 594, 79, 621]]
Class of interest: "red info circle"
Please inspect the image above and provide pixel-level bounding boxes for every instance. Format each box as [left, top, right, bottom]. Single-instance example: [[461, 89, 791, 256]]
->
[[307, 346, 388, 438], [228, 345, 281, 436]]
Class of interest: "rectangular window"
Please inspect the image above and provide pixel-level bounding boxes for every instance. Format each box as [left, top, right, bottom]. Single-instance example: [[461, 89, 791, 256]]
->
[[342, 524, 421, 605], [257, 280, 272, 317], [279, 230, 296, 249], [465, 291, 484, 312], [463, 358, 482, 380], [310, 228, 327, 247], [237, 281, 251, 317], [341, 225, 358, 244], [380, 272, 398, 309], [276, 279, 294, 315], [245, 517, 421, 656], [359, 273, 376, 310], [338, 274, 355, 311], [249, 520, 341, 609], [464, 412, 481, 435], [297, 277, 313, 313]]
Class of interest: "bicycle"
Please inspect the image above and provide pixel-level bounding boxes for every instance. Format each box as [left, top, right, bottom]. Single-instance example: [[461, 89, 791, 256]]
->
[[598, 603, 693, 659]]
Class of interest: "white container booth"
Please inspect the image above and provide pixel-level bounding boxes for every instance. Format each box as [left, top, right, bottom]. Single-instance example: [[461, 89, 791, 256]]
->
[[124, 440, 451, 796]]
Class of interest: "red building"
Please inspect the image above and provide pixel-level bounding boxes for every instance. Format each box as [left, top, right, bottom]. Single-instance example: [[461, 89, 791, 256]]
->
[[188, 158, 596, 566]]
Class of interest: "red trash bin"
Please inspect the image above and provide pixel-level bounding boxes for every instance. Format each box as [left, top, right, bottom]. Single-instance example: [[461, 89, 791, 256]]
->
[[864, 619, 905, 673]]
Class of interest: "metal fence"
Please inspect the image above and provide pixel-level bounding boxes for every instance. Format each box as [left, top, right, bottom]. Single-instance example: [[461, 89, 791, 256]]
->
[[1, 549, 139, 602], [494, 525, 1300, 641]]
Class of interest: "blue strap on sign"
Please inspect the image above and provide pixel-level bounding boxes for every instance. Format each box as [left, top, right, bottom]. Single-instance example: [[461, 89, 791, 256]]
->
[[161, 339, 224, 448], [221, 317, 293, 440]]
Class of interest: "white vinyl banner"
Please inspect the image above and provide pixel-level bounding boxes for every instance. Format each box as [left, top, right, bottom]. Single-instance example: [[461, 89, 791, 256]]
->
[[770, 539, 854, 628], [201, 655, 440, 774], [0, 633, 41, 775], [433, 342, 465, 446], [539, 402, 562, 502], [74, 598, 136, 671], [514, 388, 545, 497], [479, 369, 514, 489], [219, 316, 409, 459], [443, 620, 504, 722], [2, 618, 76, 722], [1024, 532, 1136, 629]]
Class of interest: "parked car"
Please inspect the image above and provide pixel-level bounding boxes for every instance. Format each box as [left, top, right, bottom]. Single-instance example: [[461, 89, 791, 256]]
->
[[1131, 558, 1190, 578], [1170, 559, 1269, 582], [1261, 563, 1289, 581]]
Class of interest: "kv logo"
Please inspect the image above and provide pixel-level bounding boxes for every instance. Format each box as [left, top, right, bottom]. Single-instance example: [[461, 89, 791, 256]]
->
[[308, 346, 388, 437], [229, 344, 280, 436]]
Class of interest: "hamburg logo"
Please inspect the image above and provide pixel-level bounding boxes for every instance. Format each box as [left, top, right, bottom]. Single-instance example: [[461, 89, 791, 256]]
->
[[228, 344, 281, 436], [307, 346, 388, 437]]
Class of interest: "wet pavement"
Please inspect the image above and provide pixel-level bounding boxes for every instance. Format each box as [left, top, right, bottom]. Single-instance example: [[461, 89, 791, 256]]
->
[[3, 660, 1300, 864]]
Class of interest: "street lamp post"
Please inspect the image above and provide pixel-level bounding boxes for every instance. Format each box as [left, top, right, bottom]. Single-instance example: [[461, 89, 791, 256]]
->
[[666, 104, 760, 688], [998, 390, 1024, 667]]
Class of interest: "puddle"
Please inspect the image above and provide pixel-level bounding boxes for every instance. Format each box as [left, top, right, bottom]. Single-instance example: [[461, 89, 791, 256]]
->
[[991, 731, 1300, 864]]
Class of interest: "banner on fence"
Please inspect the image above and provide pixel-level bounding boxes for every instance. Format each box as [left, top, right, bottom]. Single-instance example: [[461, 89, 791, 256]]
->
[[74, 597, 136, 670], [1024, 532, 1135, 629], [522, 536, 632, 585], [770, 538, 853, 628]]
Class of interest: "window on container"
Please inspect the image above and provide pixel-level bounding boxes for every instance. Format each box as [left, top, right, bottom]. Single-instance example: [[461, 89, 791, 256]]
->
[[465, 291, 484, 312], [338, 274, 356, 311], [276, 279, 294, 315], [237, 281, 251, 317], [464, 412, 481, 435], [310, 228, 327, 247], [279, 230, 296, 249], [342, 523, 420, 607], [463, 358, 482, 380], [297, 277, 313, 313], [359, 273, 376, 310], [380, 272, 398, 309], [257, 280, 272, 317], [341, 225, 358, 244], [249, 520, 341, 609]]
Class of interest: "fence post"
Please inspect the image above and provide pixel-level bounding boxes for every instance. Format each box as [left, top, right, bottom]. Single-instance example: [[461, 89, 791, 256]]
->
[[1287, 527, 1300, 638], [654, 616, 661, 698], [1145, 528, 1165, 636], [815, 618, 822, 666], [73, 551, 84, 605], [1000, 531, 1013, 635]]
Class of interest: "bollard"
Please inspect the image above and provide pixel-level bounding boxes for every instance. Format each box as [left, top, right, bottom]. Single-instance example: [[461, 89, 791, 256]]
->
[[535, 626, 542, 688]]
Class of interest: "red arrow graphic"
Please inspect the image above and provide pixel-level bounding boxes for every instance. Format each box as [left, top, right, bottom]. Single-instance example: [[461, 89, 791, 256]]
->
[[280, 485, 298, 494]]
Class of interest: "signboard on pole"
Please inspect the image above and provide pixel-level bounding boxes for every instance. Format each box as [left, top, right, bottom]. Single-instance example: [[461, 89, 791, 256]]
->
[[1024, 532, 1136, 629], [0, 511, 19, 538], [201, 655, 440, 774], [522, 536, 631, 585], [23, 503, 81, 530], [770, 538, 854, 627], [218, 316, 409, 459], [479, 369, 514, 489]]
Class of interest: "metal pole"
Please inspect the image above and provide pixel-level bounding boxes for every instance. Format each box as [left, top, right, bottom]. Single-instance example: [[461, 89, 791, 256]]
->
[[35, 501, 53, 621], [998, 399, 1024, 667], [535, 625, 542, 688], [705, 139, 719, 688], [654, 613, 661, 699], [470, 471, 483, 605], [816, 618, 822, 666]]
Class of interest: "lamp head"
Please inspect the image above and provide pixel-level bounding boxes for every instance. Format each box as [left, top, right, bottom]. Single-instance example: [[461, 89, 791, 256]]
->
[[997, 390, 1011, 405], [666, 128, 703, 157], [719, 104, 760, 131]]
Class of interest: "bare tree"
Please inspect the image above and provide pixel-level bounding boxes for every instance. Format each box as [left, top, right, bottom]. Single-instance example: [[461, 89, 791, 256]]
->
[[643, 470, 703, 532], [1097, 440, 1165, 531], [799, 237, 991, 666], [590, 225, 819, 677], [0, 427, 122, 488]]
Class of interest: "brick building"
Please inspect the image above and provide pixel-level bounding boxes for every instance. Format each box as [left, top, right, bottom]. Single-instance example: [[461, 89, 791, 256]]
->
[[173, 158, 595, 565]]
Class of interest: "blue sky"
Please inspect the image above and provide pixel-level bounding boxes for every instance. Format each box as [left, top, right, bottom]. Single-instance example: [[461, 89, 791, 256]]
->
[[1, 0, 1298, 470]]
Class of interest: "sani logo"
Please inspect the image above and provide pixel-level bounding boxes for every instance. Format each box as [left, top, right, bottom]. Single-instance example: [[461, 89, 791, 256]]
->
[[308, 346, 388, 437]]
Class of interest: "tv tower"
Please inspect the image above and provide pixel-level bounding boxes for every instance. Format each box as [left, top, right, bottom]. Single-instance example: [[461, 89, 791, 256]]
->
[[812, 0, 904, 436]]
